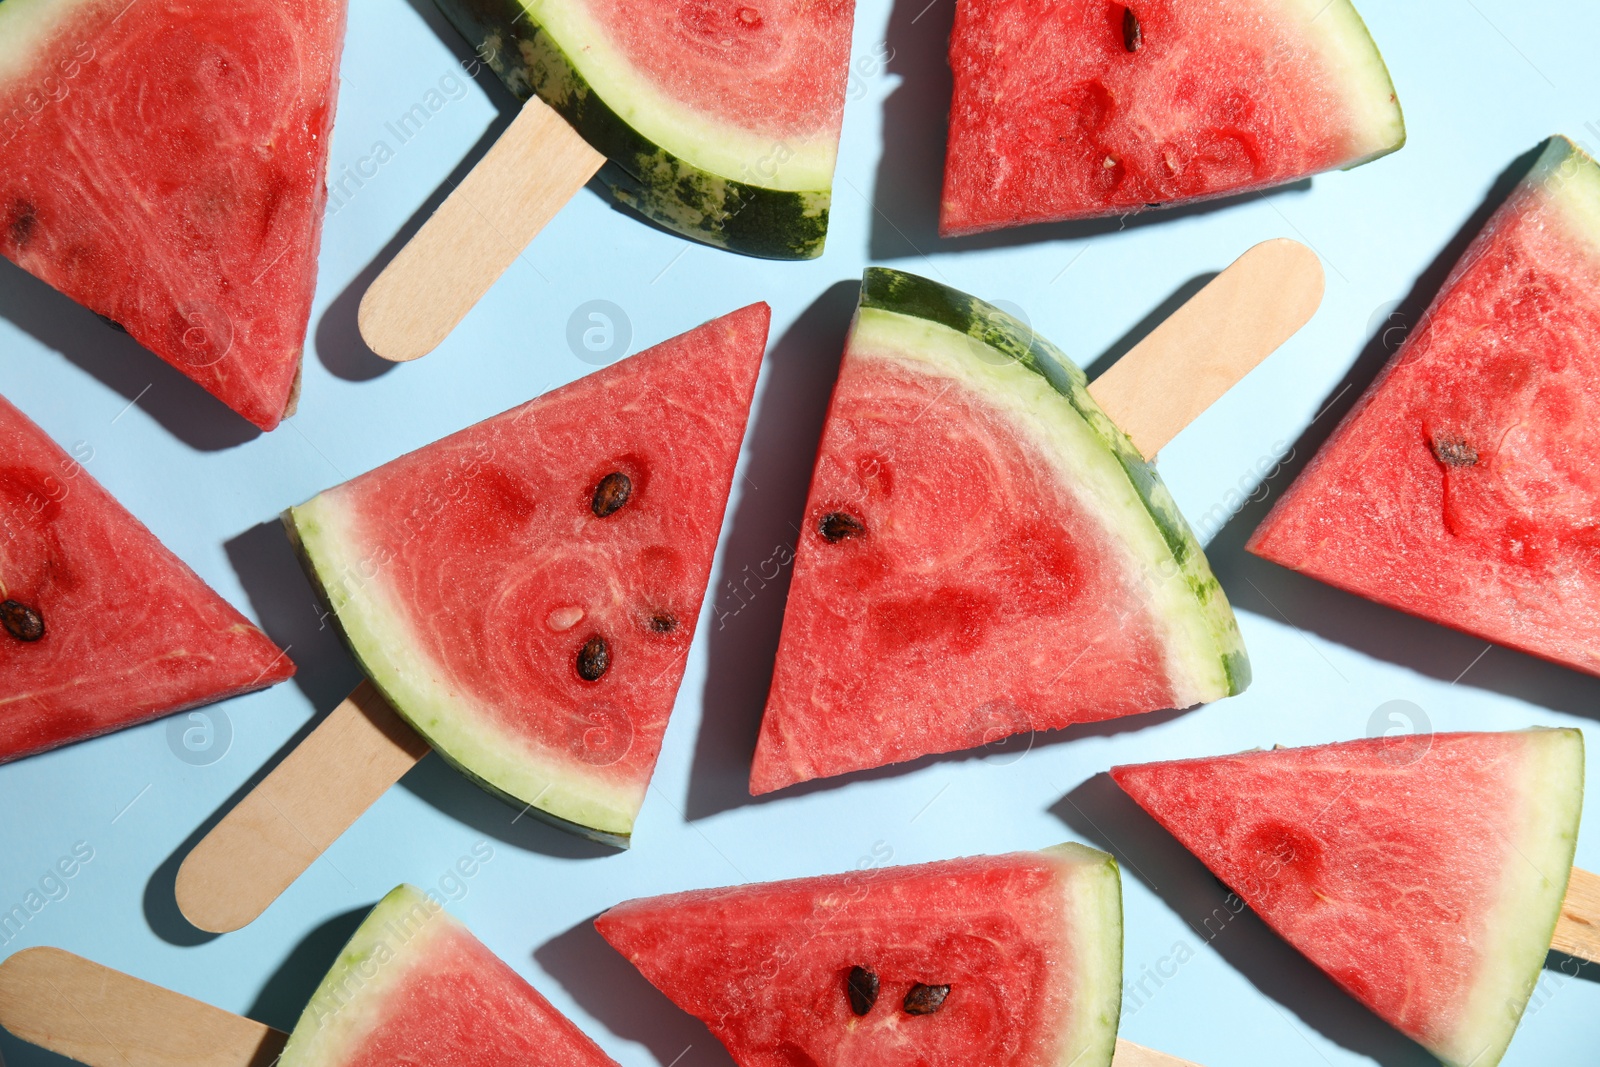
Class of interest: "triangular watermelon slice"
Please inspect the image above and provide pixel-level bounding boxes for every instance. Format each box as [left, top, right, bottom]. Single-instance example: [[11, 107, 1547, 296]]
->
[[750, 269, 1247, 793], [940, 0, 1406, 235], [1111, 729, 1585, 1067], [1250, 137, 1600, 677], [280, 884, 620, 1066], [288, 304, 770, 844], [0, 0, 348, 430], [0, 393, 293, 762], [433, 0, 857, 259], [597, 845, 1123, 1067]]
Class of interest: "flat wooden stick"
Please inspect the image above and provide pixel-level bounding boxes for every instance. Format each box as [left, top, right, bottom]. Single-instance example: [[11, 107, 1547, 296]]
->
[[174, 681, 430, 933], [1114, 1038, 1201, 1066], [359, 95, 605, 362], [1552, 865, 1600, 963], [1088, 239, 1325, 460], [0, 948, 285, 1067]]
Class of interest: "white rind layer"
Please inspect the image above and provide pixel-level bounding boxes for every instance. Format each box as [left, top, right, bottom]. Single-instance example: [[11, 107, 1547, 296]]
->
[[515, 0, 837, 192], [288, 494, 643, 842], [1529, 135, 1600, 257], [1274, 0, 1406, 165], [280, 885, 458, 1067], [851, 307, 1235, 708], [1443, 728, 1584, 1067], [1044, 843, 1123, 1067], [0, 0, 98, 84]]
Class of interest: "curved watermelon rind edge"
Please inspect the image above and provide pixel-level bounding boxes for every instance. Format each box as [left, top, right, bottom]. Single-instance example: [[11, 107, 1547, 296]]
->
[[1293, 0, 1407, 170], [278, 884, 457, 1066], [859, 267, 1251, 698], [281, 501, 635, 849], [1446, 727, 1584, 1067], [433, 0, 830, 260], [1042, 842, 1124, 1067]]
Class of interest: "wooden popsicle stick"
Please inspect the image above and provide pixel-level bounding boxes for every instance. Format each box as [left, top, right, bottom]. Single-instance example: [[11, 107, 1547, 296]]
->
[[0, 948, 285, 1067], [1088, 238, 1325, 461], [174, 681, 430, 934], [1552, 865, 1600, 963], [0, 948, 1200, 1067], [1113, 1038, 1201, 1066], [358, 95, 606, 363]]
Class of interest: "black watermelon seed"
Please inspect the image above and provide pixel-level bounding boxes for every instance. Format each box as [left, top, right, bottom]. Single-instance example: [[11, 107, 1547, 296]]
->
[[903, 983, 951, 1015], [846, 966, 879, 1016], [1, 600, 45, 642], [819, 512, 865, 543], [97, 314, 129, 333], [1122, 6, 1142, 52], [8, 203, 36, 248], [649, 612, 677, 634], [591, 472, 633, 517], [1431, 435, 1479, 468], [576, 635, 610, 681]]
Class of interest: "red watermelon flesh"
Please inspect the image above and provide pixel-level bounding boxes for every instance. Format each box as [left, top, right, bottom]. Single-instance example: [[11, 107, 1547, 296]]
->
[[288, 305, 770, 844], [751, 269, 1246, 794], [572, 0, 854, 147], [597, 844, 1123, 1067], [0, 393, 293, 762], [0, 0, 348, 430], [1249, 137, 1600, 676], [280, 884, 620, 1067], [1112, 729, 1585, 1067], [941, 0, 1405, 235]]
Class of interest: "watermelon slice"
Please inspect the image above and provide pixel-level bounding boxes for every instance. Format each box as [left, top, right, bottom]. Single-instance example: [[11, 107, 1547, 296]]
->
[[0, 0, 347, 430], [750, 268, 1247, 793], [940, 0, 1405, 235], [1111, 729, 1585, 1067], [280, 884, 620, 1067], [597, 844, 1123, 1067], [433, 0, 856, 259], [288, 304, 770, 844], [0, 393, 293, 762], [1249, 137, 1600, 677]]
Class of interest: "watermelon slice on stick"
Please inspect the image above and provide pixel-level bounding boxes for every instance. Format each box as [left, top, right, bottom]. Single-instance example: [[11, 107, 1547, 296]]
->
[[0, 0, 348, 430], [1111, 730, 1599, 1067], [596, 845, 1197, 1067], [0, 886, 622, 1067], [941, 0, 1406, 235], [0, 393, 293, 762], [357, 0, 858, 362], [751, 240, 1324, 793], [1249, 137, 1600, 677], [174, 304, 771, 933]]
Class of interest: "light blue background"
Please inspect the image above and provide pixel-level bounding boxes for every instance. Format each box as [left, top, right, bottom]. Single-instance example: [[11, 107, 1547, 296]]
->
[[1, 0, 1597, 1064]]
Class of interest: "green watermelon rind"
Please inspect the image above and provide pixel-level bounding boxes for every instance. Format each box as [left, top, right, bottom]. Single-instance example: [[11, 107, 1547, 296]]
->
[[1446, 727, 1584, 1067], [1528, 135, 1600, 249], [858, 267, 1250, 703], [283, 500, 636, 848], [433, 0, 831, 260], [279, 885, 457, 1066], [1042, 842, 1124, 1067], [1284, 0, 1407, 169]]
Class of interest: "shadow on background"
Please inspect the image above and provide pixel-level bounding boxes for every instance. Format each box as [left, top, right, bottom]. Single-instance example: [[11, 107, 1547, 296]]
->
[[1054, 774, 1439, 1067], [0, 259, 260, 451], [1202, 140, 1600, 723], [226, 521, 363, 711], [1081, 272, 1218, 380], [536, 918, 736, 1067], [0, 1031, 79, 1067], [247, 906, 370, 1032], [868, 0, 1311, 261], [685, 281, 857, 820]]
